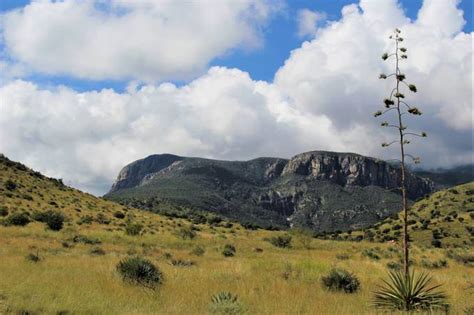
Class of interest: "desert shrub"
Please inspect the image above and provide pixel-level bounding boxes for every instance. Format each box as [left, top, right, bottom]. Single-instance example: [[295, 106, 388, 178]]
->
[[222, 244, 236, 257], [431, 239, 442, 248], [169, 258, 195, 267], [268, 234, 292, 248], [113, 211, 125, 219], [291, 227, 313, 249], [321, 268, 360, 293], [116, 256, 163, 288], [25, 252, 41, 263], [362, 248, 381, 260], [0, 207, 9, 217], [4, 179, 17, 191], [420, 258, 447, 269], [336, 254, 350, 260], [33, 210, 64, 231], [6, 212, 30, 226], [190, 245, 205, 256], [386, 261, 402, 270], [241, 222, 259, 230], [176, 226, 197, 240], [207, 215, 222, 225], [72, 235, 101, 245], [210, 292, 242, 315], [446, 249, 474, 266], [125, 221, 143, 236], [78, 215, 93, 225], [90, 246, 105, 255], [96, 213, 111, 225]]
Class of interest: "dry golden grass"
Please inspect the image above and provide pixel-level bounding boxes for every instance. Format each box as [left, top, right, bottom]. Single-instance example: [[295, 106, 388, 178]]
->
[[0, 156, 472, 314]]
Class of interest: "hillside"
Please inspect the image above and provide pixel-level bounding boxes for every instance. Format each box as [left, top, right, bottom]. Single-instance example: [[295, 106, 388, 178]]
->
[[0, 155, 472, 314], [414, 164, 474, 189], [105, 151, 434, 232], [334, 182, 474, 249]]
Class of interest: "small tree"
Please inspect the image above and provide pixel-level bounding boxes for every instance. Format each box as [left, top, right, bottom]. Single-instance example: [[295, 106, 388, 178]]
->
[[373, 28, 447, 311], [375, 28, 425, 276]]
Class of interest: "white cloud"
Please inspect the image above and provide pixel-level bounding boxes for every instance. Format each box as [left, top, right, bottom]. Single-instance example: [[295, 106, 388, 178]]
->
[[0, 0, 281, 81], [0, 0, 472, 195], [297, 9, 326, 38]]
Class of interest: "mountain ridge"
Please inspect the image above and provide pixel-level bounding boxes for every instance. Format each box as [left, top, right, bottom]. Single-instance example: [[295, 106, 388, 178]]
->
[[106, 150, 434, 232]]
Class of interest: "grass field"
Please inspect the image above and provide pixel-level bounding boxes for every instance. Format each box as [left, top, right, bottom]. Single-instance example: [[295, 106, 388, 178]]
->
[[0, 155, 472, 314]]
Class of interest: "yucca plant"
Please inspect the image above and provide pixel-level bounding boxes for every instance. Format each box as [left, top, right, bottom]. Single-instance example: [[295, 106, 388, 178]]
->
[[210, 292, 242, 314], [373, 270, 448, 311]]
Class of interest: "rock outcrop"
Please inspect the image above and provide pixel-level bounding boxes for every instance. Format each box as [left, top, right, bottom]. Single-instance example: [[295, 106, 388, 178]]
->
[[106, 150, 435, 232]]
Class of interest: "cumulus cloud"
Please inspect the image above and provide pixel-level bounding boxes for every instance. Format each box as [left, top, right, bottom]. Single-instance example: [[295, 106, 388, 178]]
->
[[297, 9, 326, 38], [0, 0, 282, 81], [0, 0, 472, 195]]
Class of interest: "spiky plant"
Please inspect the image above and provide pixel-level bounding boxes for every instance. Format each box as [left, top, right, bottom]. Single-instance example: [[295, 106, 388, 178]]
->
[[376, 28, 427, 276], [373, 270, 448, 311], [210, 292, 242, 315]]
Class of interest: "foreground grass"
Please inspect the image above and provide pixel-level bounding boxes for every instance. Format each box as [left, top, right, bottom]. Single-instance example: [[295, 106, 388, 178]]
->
[[0, 222, 472, 314], [0, 155, 472, 314]]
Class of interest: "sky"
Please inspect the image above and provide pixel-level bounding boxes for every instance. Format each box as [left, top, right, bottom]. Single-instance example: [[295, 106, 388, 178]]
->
[[0, 0, 472, 195]]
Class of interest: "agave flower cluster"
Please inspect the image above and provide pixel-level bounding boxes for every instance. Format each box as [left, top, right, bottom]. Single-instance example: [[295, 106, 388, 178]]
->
[[375, 28, 426, 165]]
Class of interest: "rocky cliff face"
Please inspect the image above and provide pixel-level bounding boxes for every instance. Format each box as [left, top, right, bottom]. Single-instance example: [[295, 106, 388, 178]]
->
[[106, 150, 435, 232]]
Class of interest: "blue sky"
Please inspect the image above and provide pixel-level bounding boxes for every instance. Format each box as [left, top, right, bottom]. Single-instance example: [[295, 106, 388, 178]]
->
[[0, 0, 472, 194], [1, 0, 472, 92]]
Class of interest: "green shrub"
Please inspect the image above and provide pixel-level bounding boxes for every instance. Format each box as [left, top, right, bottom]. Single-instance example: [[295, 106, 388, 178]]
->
[[190, 245, 205, 256], [113, 211, 125, 219], [125, 221, 143, 236], [33, 210, 65, 231], [0, 207, 9, 217], [336, 254, 350, 260], [268, 234, 292, 248], [362, 248, 381, 260], [90, 246, 106, 255], [321, 268, 360, 293], [176, 226, 197, 240], [169, 258, 195, 267], [222, 244, 236, 257], [116, 256, 163, 288], [6, 212, 30, 226], [420, 258, 447, 269], [210, 292, 242, 314], [96, 213, 111, 225], [78, 215, 93, 225], [25, 252, 41, 262], [386, 261, 402, 270], [4, 179, 17, 191], [72, 235, 101, 245]]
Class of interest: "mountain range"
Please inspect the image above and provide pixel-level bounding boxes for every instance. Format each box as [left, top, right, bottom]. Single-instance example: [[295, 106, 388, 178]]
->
[[105, 150, 438, 232]]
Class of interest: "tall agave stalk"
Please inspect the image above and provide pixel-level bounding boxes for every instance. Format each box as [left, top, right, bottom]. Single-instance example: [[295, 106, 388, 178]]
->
[[374, 28, 426, 277]]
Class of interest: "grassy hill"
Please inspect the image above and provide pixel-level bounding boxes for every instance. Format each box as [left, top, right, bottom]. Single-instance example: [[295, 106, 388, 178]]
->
[[0, 155, 472, 314], [333, 182, 474, 250]]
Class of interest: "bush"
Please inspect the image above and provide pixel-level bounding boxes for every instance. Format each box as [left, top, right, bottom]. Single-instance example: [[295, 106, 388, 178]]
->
[[90, 246, 106, 255], [116, 256, 163, 288], [176, 226, 197, 240], [420, 258, 447, 269], [72, 235, 101, 245], [268, 234, 292, 248], [4, 179, 17, 191], [169, 258, 195, 267], [321, 268, 360, 293], [336, 253, 350, 260], [431, 239, 442, 248], [113, 211, 125, 219], [125, 221, 143, 236], [0, 207, 8, 217], [33, 210, 65, 231], [386, 261, 402, 270], [362, 248, 381, 260], [96, 213, 111, 225], [78, 215, 93, 225], [190, 245, 205, 256], [210, 292, 242, 315], [222, 244, 236, 257], [6, 212, 30, 226], [25, 252, 41, 262]]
